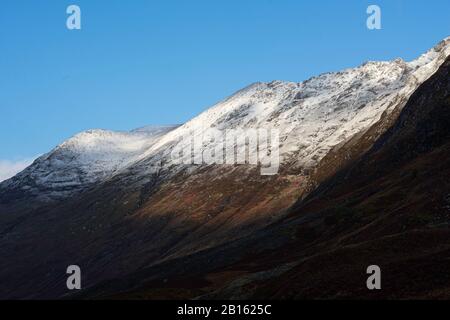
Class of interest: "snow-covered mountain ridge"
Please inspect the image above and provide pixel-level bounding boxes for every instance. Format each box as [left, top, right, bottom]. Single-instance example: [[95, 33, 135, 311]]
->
[[1, 37, 449, 201], [136, 37, 450, 171]]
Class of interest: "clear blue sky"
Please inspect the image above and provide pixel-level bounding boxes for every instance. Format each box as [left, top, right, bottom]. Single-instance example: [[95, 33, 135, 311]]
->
[[0, 0, 449, 160]]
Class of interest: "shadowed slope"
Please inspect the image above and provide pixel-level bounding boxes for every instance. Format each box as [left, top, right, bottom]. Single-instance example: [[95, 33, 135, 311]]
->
[[107, 56, 450, 300]]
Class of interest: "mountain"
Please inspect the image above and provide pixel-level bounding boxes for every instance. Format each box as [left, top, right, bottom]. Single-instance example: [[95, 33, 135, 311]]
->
[[185, 52, 450, 300], [0, 37, 449, 299], [0, 125, 178, 202]]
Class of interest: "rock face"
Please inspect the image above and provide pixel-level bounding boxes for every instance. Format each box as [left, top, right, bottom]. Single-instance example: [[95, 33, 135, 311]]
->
[[0, 38, 449, 299]]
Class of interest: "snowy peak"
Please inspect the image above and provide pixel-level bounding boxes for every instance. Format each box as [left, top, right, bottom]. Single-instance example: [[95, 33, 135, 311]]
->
[[144, 38, 450, 169], [49, 129, 165, 174], [55, 128, 170, 162], [1, 125, 177, 201], [410, 37, 450, 66], [407, 37, 450, 82]]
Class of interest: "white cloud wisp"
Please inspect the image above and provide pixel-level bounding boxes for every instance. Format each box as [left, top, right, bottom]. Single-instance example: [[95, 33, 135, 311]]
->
[[0, 158, 36, 183]]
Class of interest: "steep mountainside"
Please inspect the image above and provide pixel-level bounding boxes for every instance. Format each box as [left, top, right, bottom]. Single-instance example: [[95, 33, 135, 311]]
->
[[143, 55, 449, 300], [0, 38, 448, 299]]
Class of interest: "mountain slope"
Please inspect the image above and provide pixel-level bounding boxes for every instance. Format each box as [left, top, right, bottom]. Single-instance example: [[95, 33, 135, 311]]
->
[[175, 55, 450, 300], [0, 38, 448, 299]]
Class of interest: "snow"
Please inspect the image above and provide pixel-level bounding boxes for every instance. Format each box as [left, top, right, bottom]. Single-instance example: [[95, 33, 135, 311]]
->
[[1, 37, 449, 200], [0, 126, 177, 200], [139, 37, 450, 169]]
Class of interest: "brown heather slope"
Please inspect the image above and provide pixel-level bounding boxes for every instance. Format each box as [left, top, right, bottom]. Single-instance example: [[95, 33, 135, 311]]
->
[[104, 57, 450, 300], [0, 161, 306, 299]]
